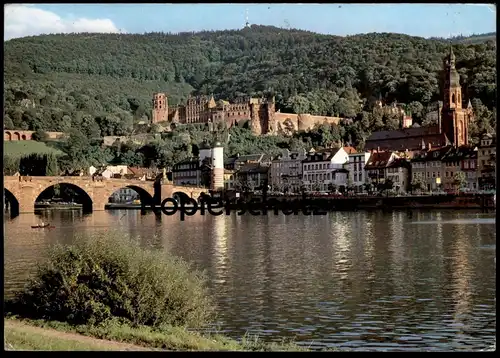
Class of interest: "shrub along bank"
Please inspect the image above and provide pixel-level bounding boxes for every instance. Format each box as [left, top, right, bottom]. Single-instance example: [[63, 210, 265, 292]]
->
[[3, 233, 315, 351]]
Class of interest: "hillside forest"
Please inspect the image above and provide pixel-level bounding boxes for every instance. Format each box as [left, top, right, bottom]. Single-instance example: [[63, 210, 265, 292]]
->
[[3, 26, 497, 174]]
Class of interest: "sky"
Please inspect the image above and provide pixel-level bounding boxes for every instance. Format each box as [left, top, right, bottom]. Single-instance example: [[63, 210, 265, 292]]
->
[[4, 3, 497, 41]]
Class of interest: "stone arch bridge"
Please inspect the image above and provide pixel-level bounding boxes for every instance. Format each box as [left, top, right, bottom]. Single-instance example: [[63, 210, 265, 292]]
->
[[4, 176, 209, 215]]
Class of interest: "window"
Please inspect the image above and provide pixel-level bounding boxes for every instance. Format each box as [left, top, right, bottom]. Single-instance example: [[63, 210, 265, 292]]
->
[[427, 172, 430, 178]]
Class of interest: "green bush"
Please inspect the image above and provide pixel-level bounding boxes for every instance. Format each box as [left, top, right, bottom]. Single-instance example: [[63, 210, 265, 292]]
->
[[5, 233, 216, 328], [32, 130, 49, 142]]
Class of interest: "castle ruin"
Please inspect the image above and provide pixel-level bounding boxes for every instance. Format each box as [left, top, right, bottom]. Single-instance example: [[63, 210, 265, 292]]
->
[[151, 93, 343, 135]]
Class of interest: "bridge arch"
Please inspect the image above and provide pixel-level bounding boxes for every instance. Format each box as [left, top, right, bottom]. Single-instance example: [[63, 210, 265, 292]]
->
[[35, 183, 93, 213], [4, 189, 20, 218], [13, 132, 21, 141], [4, 131, 12, 141], [108, 185, 155, 206]]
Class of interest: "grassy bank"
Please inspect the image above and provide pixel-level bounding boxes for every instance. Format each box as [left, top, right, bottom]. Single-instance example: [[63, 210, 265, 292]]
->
[[3, 232, 317, 351], [4, 140, 64, 157], [4, 316, 306, 351]]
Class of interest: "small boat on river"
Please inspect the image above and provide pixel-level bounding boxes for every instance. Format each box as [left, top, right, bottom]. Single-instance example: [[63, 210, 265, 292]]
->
[[31, 223, 52, 229]]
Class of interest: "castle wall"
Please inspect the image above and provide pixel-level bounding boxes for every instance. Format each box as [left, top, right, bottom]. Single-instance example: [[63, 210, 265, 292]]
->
[[4, 130, 65, 141], [298, 114, 341, 131], [273, 112, 341, 133]]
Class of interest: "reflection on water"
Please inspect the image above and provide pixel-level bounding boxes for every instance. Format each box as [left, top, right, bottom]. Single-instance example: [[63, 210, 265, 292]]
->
[[4, 209, 496, 351]]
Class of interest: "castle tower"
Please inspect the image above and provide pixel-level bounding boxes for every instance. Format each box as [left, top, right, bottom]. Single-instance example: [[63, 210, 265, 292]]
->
[[249, 100, 262, 135], [152, 93, 168, 124], [441, 46, 468, 147], [266, 96, 276, 134]]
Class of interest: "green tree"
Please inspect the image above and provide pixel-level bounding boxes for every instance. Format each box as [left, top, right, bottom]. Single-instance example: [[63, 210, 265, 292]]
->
[[411, 177, 426, 192], [4, 115, 15, 129], [453, 171, 467, 191], [32, 129, 49, 141]]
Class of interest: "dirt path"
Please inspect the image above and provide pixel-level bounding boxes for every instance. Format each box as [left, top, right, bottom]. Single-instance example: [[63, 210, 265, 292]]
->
[[4, 320, 157, 351]]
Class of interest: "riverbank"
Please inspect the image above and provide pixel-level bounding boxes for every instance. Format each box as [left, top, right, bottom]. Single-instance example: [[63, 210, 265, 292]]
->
[[4, 317, 310, 351]]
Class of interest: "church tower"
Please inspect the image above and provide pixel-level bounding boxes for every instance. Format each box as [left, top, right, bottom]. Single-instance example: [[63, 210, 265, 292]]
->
[[441, 47, 468, 147]]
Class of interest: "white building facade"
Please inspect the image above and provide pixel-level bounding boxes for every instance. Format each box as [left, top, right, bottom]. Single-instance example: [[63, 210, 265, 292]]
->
[[347, 152, 371, 191], [302, 147, 350, 192]]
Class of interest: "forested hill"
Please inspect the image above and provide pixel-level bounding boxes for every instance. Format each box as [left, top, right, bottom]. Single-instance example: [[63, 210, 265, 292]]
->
[[451, 32, 496, 44], [4, 26, 496, 135]]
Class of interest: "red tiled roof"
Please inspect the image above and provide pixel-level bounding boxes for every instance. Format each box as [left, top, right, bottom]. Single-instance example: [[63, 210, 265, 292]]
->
[[387, 158, 410, 168], [127, 167, 156, 177], [343, 146, 357, 154], [365, 124, 451, 152], [364, 151, 394, 169]]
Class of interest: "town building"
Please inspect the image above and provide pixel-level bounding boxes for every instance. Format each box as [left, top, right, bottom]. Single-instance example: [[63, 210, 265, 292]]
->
[[365, 47, 474, 152], [109, 188, 140, 203], [270, 148, 307, 193], [88, 165, 158, 180], [477, 133, 496, 190], [151, 93, 343, 136], [441, 146, 478, 191], [385, 158, 411, 192], [235, 163, 269, 191], [347, 149, 371, 191], [411, 146, 451, 192], [224, 153, 273, 171], [461, 148, 478, 191], [301, 147, 350, 192], [364, 151, 401, 188], [440, 147, 461, 191], [172, 158, 200, 186], [126, 167, 159, 181]]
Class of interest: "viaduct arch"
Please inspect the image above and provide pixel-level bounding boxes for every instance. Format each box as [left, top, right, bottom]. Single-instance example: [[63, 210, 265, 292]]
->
[[3, 176, 209, 216]]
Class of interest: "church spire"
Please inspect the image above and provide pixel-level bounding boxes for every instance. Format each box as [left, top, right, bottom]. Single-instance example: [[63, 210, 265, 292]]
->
[[449, 45, 456, 67]]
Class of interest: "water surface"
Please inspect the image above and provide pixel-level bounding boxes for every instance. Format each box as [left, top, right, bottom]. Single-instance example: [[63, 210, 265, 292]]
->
[[4, 209, 496, 351]]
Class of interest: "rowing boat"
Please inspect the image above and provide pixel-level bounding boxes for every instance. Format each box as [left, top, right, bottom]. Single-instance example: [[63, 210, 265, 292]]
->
[[31, 223, 52, 229]]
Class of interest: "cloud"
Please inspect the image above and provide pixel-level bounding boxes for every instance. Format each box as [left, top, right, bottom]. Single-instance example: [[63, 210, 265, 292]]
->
[[4, 4, 122, 41]]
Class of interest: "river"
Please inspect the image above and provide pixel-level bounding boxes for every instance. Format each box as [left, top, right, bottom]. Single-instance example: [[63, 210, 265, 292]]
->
[[3, 209, 496, 351]]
